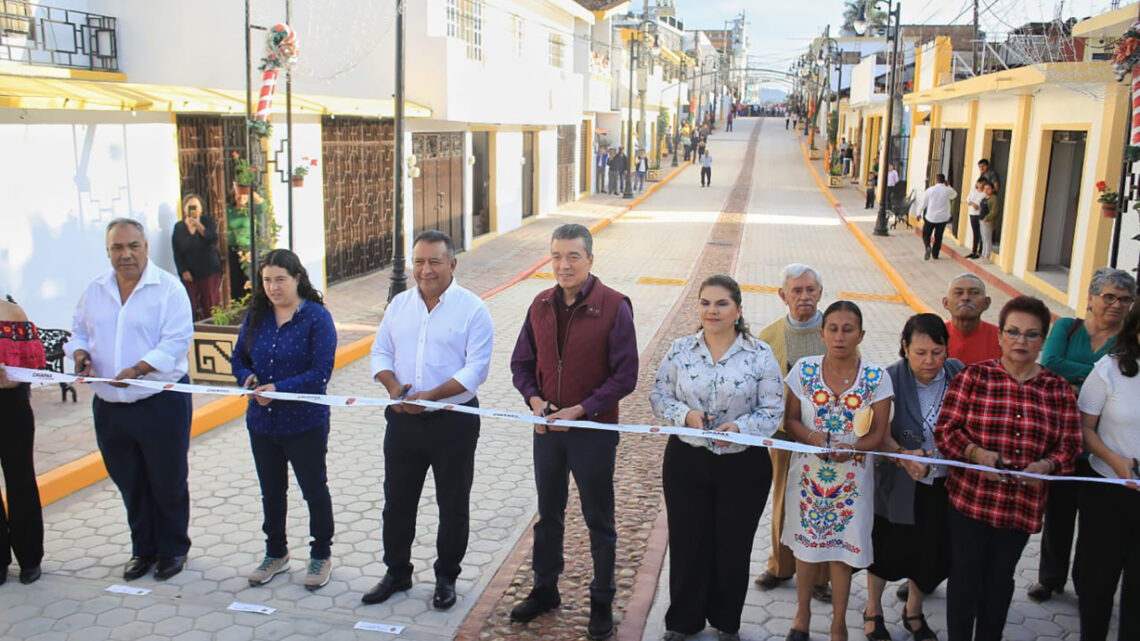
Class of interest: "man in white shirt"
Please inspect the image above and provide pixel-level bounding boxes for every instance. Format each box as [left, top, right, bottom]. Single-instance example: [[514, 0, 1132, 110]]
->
[[363, 230, 494, 611], [65, 218, 194, 581], [920, 173, 959, 260], [700, 149, 713, 187]]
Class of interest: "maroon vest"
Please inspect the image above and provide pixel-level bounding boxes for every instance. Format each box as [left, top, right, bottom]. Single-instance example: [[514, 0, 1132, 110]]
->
[[527, 277, 628, 424]]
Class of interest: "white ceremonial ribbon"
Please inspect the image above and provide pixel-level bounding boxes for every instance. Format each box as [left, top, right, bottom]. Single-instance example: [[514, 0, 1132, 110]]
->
[[7, 366, 1133, 487]]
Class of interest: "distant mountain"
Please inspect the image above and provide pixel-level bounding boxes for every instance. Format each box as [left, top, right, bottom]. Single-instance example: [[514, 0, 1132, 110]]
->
[[759, 88, 787, 104]]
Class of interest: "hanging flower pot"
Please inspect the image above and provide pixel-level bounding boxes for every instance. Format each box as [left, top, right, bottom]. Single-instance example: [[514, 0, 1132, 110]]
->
[[1102, 203, 1118, 219], [291, 176, 304, 187]]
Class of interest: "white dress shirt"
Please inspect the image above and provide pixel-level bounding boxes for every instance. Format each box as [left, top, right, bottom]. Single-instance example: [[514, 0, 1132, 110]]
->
[[921, 183, 958, 224], [64, 261, 194, 403], [370, 279, 494, 406]]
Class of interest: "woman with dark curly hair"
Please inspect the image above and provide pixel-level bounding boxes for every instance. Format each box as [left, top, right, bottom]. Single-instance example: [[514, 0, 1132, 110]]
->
[[232, 249, 338, 591], [1074, 301, 1140, 641]]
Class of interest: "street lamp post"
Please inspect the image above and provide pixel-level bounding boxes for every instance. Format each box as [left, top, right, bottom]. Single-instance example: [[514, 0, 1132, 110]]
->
[[388, 0, 408, 298], [672, 57, 684, 168], [624, 29, 637, 199], [855, 0, 902, 237]]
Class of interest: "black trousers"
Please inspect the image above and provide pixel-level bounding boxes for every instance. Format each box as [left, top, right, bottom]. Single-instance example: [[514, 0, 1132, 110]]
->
[[249, 424, 334, 560], [946, 505, 1029, 641], [865, 186, 876, 209], [532, 427, 618, 603], [0, 385, 43, 571], [700, 167, 712, 186], [969, 215, 983, 254], [608, 171, 619, 195], [382, 400, 479, 581], [595, 167, 605, 193], [92, 383, 192, 557], [1075, 472, 1140, 641], [662, 437, 772, 634], [1037, 457, 1092, 589], [922, 218, 948, 258]]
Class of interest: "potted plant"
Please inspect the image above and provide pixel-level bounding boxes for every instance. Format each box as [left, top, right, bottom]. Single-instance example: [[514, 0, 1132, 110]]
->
[[232, 152, 257, 196], [1097, 180, 1119, 218], [292, 156, 318, 187], [828, 161, 845, 188], [190, 294, 251, 383]]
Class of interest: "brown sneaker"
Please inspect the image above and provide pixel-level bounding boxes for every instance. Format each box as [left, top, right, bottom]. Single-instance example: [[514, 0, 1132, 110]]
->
[[248, 555, 289, 586], [304, 558, 333, 590], [754, 572, 789, 590]]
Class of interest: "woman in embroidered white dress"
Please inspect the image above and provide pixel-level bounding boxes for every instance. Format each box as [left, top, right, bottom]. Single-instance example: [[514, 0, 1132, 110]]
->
[[782, 300, 893, 641]]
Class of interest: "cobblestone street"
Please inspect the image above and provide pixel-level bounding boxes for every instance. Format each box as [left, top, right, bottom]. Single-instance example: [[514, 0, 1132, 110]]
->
[[2, 118, 1104, 640]]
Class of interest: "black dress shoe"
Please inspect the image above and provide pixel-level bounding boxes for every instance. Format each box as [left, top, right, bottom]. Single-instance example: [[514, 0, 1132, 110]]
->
[[786, 629, 810, 641], [19, 566, 41, 585], [123, 556, 156, 581], [154, 556, 186, 580], [587, 600, 613, 640], [1027, 582, 1061, 603], [509, 585, 561, 623], [432, 577, 457, 610], [754, 571, 790, 591], [362, 573, 412, 605]]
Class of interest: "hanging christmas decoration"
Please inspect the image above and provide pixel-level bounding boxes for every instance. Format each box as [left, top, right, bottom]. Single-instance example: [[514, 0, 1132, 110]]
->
[[249, 23, 300, 138]]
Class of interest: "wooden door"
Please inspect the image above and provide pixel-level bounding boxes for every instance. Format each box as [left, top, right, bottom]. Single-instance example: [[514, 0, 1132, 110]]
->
[[522, 131, 535, 218], [322, 116, 394, 284], [556, 125, 575, 205], [412, 132, 465, 249], [579, 120, 590, 194]]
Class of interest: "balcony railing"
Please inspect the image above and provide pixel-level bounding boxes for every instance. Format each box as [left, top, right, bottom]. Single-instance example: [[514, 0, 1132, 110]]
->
[[0, 1, 118, 71]]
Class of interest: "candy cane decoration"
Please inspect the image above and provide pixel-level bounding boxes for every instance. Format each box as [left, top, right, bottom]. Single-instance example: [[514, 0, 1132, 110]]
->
[[250, 23, 299, 137]]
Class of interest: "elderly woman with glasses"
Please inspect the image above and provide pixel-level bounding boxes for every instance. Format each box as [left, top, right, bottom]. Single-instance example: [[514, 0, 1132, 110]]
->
[[1027, 268, 1137, 603], [935, 295, 1082, 641]]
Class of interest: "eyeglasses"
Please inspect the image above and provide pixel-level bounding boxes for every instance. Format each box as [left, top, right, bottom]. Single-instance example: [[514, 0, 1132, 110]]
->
[[1001, 328, 1044, 342], [1097, 293, 1135, 307]]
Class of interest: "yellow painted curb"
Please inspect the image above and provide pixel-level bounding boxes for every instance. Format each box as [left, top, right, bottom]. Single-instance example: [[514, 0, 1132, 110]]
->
[[37, 335, 375, 506], [798, 141, 936, 315], [591, 162, 690, 235]]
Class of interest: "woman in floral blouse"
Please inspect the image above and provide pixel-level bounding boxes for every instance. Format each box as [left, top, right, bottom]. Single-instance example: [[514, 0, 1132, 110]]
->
[[782, 300, 893, 641], [651, 275, 784, 641]]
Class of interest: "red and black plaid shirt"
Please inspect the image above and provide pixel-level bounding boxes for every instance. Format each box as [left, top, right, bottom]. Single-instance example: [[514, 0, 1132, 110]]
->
[[935, 359, 1082, 534]]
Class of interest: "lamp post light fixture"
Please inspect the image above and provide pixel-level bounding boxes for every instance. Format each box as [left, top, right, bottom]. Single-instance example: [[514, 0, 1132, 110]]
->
[[854, 0, 902, 237]]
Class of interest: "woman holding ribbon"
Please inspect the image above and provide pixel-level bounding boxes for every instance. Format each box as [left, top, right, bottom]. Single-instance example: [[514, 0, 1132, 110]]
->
[[650, 275, 784, 641], [1073, 301, 1140, 641], [864, 314, 963, 641], [0, 295, 46, 585], [232, 249, 338, 590], [1028, 267, 1135, 603], [782, 300, 893, 641], [935, 295, 1081, 641]]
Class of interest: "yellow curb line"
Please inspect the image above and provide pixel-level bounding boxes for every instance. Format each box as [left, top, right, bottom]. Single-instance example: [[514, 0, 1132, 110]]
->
[[797, 140, 936, 315], [37, 163, 693, 506]]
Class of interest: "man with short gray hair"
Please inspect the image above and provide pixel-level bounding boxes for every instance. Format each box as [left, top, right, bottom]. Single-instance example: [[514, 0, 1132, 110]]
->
[[753, 263, 832, 601], [65, 218, 195, 581], [943, 273, 1000, 365]]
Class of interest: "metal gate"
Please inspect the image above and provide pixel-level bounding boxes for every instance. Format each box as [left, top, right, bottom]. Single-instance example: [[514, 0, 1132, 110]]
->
[[322, 116, 394, 284], [557, 124, 575, 205], [176, 115, 259, 302], [412, 132, 465, 249]]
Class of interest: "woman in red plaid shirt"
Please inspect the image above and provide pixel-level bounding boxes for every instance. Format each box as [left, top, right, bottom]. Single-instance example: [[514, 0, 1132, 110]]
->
[[935, 295, 1082, 641]]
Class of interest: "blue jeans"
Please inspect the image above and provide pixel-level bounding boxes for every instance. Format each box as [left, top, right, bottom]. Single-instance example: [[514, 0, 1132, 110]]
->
[[635, 171, 646, 191], [249, 424, 334, 559]]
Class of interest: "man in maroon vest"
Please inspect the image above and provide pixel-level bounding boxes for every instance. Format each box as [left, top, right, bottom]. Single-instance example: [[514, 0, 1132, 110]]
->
[[509, 223, 639, 640]]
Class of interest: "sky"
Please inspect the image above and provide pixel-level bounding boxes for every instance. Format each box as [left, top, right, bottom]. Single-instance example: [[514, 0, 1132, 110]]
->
[[677, 0, 1120, 91]]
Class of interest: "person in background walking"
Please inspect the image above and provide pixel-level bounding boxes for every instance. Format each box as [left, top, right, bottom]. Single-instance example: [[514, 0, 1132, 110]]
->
[[865, 171, 877, 210], [634, 150, 648, 193], [865, 314, 963, 641], [66, 218, 194, 582], [1074, 302, 1140, 641], [700, 150, 713, 188], [843, 143, 854, 178], [964, 178, 988, 259], [363, 231, 494, 611], [0, 295, 46, 586], [682, 124, 693, 162], [726, 109, 734, 132], [920, 173, 958, 261], [691, 129, 701, 165], [651, 275, 784, 641], [1027, 268, 1136, 604], [595, 145, 608, 194], [232, 249, 338, 590], [614, 147, 629, 194], [786, 114, 790, 130], [782, 301, 893, 641], [753, 264, 833, 603], [885, 163, 899, 211], [172, 193, 222, 321], [936, 296, 1082, 641], [509, 224, 638, 640]]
